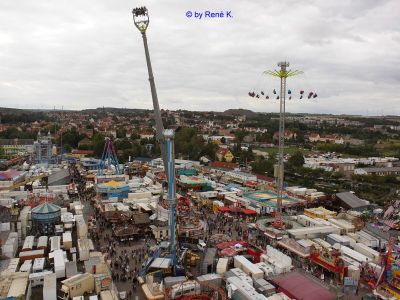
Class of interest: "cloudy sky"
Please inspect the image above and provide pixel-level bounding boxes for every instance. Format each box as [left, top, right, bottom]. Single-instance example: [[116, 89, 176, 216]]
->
[[0, 0, 399, 115]]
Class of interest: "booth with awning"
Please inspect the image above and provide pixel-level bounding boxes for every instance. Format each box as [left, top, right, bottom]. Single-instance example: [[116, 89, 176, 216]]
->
[[217, 206, 257, 215]]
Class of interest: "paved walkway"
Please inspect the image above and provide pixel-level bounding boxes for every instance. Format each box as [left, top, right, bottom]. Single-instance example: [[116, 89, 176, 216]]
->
[[83, 197, 148, 299]]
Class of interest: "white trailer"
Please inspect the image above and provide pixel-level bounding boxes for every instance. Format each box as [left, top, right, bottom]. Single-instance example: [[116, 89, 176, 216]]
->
[[341, 235, 357, 248], [353, 243, 380, 262], [327, 218, 355, 234], [226, 276, 268, 300], [78, 238, 93, 261], [43, 273, 57, 300], [22, 235, 35, 251], [51, 249, 66, 278], [63, 231, 73, 250], [339, 245, 370, 264], [76, 215, 88, 239], [29, 270, 53, 287], [33, 257, 45, 273], [254, 262, 274, 278], [227, 268, 253, 286], [233, 255, 264, 280], [50, 236, 61, 252], [19, 259, 33, 272], [216, 257, 229, 275], [287, 226, 340, 239], [356, 231, 379, 248], [296, 215, 324, 227], [37, 236, 48, 251], [262, 246, 292, 274], [100, 290, 119, 300], [326, 234, 350, 247], [19, 249, 45, 263], [2, 232, 18, 258]]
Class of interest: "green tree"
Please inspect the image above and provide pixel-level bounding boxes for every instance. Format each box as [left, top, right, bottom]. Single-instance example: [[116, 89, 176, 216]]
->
[[1, 127, 20, 139], [129, 133, 140, 140], [115, 138, 132, 150], [0, 146, 5, 159], [174, 127, 204, 159], [116, 127, 127, 139], [59, 129, 85, 149], [92, 133, 105, 157], [251, 157, 274, 176], [288, 151, 305, 168], [78, 144, 90, 150], [43, 123, 56, 134], [198, 142, 218, 161], [234, 130, 247, 143]]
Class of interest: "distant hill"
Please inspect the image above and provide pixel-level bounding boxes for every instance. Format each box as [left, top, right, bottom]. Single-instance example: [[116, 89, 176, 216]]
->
[[222, 109, 258, 118], [81, 107, 151, 114], [0, 107, 26, 113]]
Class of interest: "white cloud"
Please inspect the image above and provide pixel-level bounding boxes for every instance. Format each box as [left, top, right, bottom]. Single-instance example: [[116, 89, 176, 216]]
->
[[0, 0, 399, 115]]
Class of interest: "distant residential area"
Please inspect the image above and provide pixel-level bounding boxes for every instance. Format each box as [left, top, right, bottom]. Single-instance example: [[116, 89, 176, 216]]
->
[[1, 107, 399, 205]]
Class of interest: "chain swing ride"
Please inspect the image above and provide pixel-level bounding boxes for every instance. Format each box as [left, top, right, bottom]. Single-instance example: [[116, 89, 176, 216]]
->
[[249, 62, 318, 228]]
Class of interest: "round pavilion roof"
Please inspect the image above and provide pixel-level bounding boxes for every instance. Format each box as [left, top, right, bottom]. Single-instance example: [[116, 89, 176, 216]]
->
[[31, 202, 61, 223]]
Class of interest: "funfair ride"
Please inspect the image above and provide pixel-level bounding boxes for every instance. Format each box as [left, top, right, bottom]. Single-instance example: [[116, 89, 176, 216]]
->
[[374, 238, 400, 299], [97, 137, 121, 176], [132, 5, 180, 272], [132, 6, 167, 174], [254, 62, 303, 228]]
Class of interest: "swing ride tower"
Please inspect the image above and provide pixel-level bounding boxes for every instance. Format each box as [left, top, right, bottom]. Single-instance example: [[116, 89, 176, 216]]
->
[[264, 62, 303, 227]]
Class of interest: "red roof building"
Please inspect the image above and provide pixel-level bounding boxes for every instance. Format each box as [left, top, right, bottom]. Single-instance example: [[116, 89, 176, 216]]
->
[[270, 272, 336, 300], [0, 169, 24, 181], [273, 130, 297, 140], [216, 148, 234, 162], [210, 161, 239, 170], [254, 173, 274, 183]]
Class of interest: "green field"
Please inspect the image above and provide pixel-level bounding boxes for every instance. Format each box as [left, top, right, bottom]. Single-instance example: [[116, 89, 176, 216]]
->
[[375, 139, 400, 156], [255, 147, 311, 157]]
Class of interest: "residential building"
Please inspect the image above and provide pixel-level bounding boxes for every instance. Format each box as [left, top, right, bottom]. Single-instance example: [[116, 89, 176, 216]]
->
[[0, 139, 34, 158], [273, 130, 297, 141], [139, 131, 154, 139], [354, 167, 400, 176], [216, 148, 234, 162], [324, 134, 344, 144], [308, 133, 320, 142], [78, 138, 92, 148]]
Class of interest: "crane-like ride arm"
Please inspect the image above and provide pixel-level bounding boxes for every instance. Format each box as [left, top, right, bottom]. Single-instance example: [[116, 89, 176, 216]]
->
[[132, 7, 167, 174]]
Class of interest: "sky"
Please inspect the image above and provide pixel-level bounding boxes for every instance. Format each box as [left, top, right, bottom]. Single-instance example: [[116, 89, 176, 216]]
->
[[0, 0, 399, 115]]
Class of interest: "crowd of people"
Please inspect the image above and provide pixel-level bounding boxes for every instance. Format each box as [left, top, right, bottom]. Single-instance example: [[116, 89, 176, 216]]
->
[[86, 203, 155, 299]]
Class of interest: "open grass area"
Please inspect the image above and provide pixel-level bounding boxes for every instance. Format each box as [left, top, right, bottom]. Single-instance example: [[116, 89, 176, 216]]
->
[[255, 146, 311, 157], [375, 139, 400, 156]]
